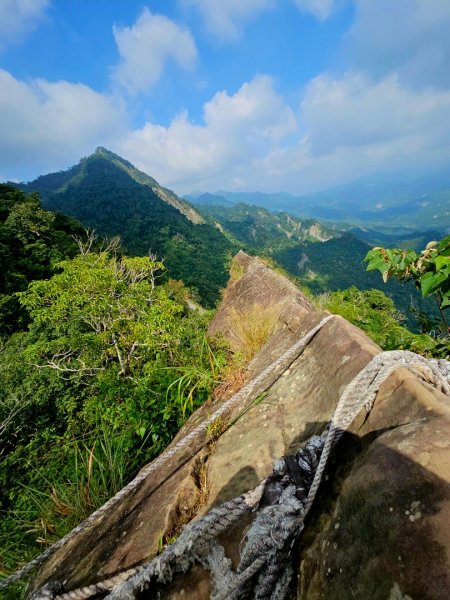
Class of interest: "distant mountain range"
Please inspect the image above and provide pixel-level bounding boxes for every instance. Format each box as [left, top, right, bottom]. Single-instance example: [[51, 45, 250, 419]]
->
[[187, 169, 450, 232]]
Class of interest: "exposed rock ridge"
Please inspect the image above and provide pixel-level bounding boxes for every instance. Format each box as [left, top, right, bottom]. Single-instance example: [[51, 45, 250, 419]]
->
[[151, 185, 205, 225], [208, 250, 313, 347], [29, 252, 450, 599]]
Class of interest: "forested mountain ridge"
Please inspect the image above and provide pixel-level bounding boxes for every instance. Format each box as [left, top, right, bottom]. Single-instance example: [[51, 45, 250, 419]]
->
[[20, 147, 205, 225], [195, 202, 336, 251], [17, 149, 235, 306], [193, 200, 438, 331]]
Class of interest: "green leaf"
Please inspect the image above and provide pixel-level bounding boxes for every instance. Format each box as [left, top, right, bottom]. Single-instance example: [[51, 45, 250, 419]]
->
[[366, 258, 389, 272], [420, 271, 447, 297], [437, 235, 450, 252], [435, 255, 450, 271], [136, 427, 146, 438], [440, 296, 450, 309]]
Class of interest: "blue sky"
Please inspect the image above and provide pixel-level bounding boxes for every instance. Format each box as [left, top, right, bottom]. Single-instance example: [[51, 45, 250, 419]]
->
[[1, 0, 450, 195]]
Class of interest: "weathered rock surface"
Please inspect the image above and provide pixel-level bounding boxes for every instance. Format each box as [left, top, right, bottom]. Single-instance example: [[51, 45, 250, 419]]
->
[[29, 252, 450, 599], [208, 250, 313, 347]]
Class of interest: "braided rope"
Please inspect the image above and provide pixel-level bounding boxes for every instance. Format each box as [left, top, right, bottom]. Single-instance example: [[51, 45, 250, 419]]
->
[[214, 557, 267, 600], [22, 332, 450, 600], [30, 570, 137, 600], [103, 488, 266, 600], [304, 350, 450, 513], [95, 350, 450, 600], [1, 315, 333, 594]]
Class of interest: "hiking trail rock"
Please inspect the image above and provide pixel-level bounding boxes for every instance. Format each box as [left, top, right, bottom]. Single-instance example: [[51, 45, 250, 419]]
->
[[29, 252, 450, 599]]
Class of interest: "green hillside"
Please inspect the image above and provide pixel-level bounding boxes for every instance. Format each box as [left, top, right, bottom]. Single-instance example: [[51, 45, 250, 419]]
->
[[19, 149, 235, 307], [195, 202, 336, 251], [272, 234, 438, 330]]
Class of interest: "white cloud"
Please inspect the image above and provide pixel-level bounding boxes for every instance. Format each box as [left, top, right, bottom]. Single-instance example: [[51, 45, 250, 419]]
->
[[292, 1, 450, 87], [182, 0, 340, 34], [293, 0, 337, 21], [116, 75, 296, 189], [117, 70, 450, 194], [257, 71, 450, 192], [112, 8, 197, 94], [300, 72, 450, 156], [180, 0, 274, 40], [3, 65, 450, 195], [347, 0, 450, 89], [0, 0, 50, 50], [0, 70, 126, 179]]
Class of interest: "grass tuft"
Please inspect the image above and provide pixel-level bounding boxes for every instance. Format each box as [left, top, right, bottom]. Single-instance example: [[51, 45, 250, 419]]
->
[[227, 303, 279, 362]]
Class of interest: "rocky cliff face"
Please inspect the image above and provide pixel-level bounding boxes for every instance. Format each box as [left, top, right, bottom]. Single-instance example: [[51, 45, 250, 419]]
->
[[29, 252, 450, 599]]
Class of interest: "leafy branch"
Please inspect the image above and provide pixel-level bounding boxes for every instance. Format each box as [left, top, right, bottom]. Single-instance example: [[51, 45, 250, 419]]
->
[[365, 235, 450, 332]]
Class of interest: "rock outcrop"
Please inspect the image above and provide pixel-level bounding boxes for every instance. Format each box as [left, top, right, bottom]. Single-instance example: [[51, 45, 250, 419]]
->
[[29, 252, 450, 599]]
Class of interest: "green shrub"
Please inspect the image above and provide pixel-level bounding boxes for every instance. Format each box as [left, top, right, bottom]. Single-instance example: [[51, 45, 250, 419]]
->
[[0, 250, 228, 586], [317, 287, 447, 357], [365, 235, 450, 334]]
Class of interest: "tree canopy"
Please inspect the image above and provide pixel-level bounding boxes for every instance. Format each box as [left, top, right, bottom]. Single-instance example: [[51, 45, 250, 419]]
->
[[0, 184, 84, 334], [0, 248, 226, 591]]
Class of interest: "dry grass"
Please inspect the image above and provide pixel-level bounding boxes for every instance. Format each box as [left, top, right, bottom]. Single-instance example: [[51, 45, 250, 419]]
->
[[227, 303, 279, 362], [212, 366, 247, 402], [311, 291, 332, 311], [206, 415, 229, 441], [229, 260, 245, 282]]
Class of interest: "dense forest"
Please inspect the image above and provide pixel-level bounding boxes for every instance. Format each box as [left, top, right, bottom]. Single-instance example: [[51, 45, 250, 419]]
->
[[18, 149, 236, 307], [0, 185, 84, 335]]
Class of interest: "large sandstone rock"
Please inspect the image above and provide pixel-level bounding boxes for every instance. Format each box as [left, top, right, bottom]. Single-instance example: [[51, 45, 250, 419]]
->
[[29, 252, 450, 599]]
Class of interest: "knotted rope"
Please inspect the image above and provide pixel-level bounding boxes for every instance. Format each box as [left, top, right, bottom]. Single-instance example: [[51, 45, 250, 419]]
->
[[30, 348, 450, 600]]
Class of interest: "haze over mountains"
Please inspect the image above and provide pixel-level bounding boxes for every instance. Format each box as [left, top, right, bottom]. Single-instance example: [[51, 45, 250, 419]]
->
[[187, 168, 450, 233]]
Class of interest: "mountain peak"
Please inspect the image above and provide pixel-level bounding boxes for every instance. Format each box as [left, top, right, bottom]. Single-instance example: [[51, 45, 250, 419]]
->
[[94, 146, 112, 155], [90, 146, 154, 183], [93, 147, 133, 169], [20, 148, 205, 226]]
